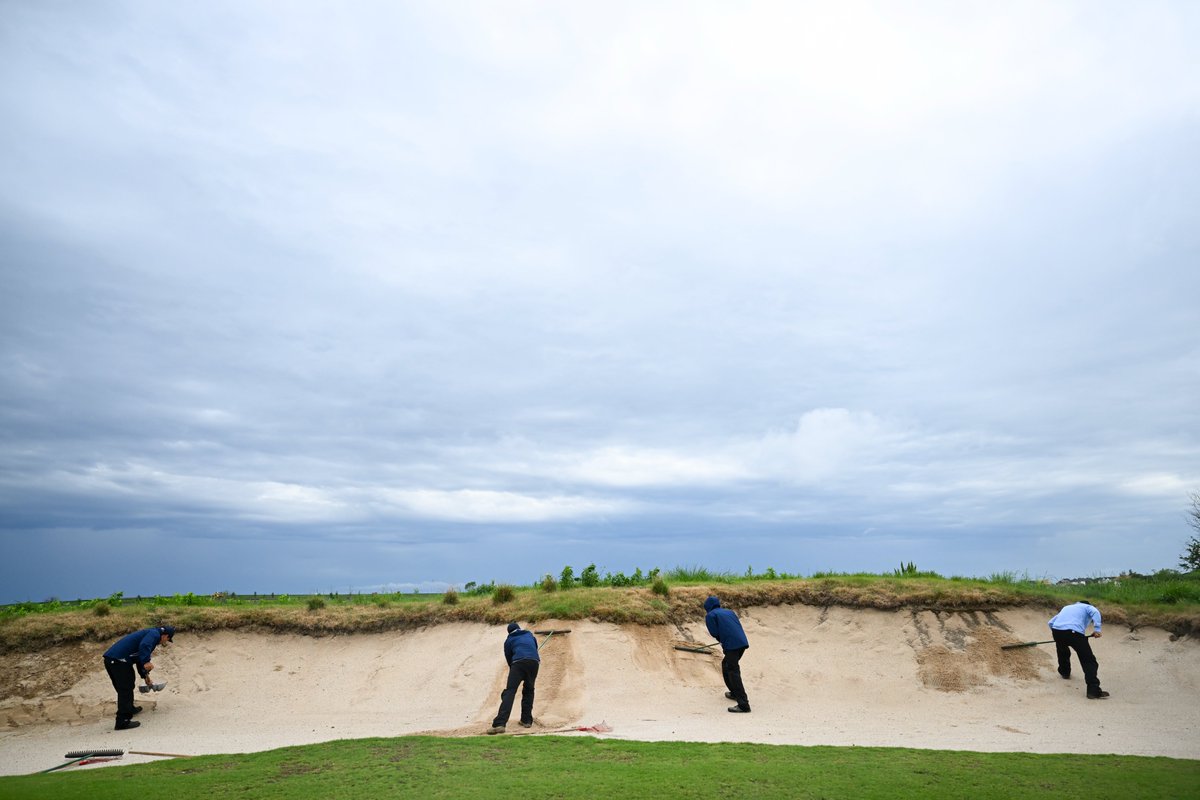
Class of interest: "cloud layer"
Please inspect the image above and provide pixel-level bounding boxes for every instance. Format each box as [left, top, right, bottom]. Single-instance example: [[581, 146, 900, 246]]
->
[[1, 2, 1198, 601]]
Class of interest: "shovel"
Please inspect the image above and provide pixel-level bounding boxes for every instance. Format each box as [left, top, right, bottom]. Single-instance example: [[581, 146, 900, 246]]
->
[[674, 642, 719, 654], [1000, 640, 1055, 650]]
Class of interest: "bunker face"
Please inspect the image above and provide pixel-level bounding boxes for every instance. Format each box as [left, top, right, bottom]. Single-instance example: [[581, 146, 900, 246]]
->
[[1, 607, 1197, 774]]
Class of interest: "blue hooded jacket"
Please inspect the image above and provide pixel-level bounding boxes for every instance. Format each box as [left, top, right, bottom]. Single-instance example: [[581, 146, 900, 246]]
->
[[503, 625, 540, 665], [704, 596, 749, 651], [104, 628, 168, 675]]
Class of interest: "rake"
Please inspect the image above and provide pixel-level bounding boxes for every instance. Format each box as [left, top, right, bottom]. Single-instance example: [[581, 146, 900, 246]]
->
[[1000, 640, 1056, 650], [64, 748, 191, 759]]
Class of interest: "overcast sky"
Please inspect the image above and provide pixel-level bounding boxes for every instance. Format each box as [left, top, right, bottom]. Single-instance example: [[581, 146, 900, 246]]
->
[[2, 2, 1198, 603]]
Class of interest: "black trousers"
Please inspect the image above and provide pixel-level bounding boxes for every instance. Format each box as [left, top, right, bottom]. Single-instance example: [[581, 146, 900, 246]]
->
[[104, 658, 136, 722], [1051, 628, 1101, 692], [493, 658, 539, 727], [722, 647, 750, 708]]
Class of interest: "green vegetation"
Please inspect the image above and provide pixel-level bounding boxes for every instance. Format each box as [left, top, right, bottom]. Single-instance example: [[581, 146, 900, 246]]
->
[[2, 567, 1198, 654], [1, 736, 1195, 799]]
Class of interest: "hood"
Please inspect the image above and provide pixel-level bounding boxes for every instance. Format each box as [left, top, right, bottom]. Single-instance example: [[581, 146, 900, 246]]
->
[[703, 596, 720, 612]]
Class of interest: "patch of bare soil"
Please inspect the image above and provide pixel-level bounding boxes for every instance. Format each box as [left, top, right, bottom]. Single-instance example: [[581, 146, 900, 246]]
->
[[0, 642, 101, 701]]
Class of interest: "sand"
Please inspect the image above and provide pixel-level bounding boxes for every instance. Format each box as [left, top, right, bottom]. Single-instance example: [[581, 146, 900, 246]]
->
[[1, 606, 1197, 775]]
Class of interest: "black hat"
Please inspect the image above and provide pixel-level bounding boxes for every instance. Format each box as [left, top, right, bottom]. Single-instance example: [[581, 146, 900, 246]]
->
[[160, 626, 176, 641], [507, 622, 520, 633]]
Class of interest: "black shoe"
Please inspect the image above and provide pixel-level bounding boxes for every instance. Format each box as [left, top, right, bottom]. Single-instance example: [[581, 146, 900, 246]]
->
[[728, 705, 751, 713], [1087, 690, 1110, 699], [1058, 671, 1071, 680], [519, 720, 533, 728], [725, 691, 736, 700], [131, 706, 143, 715], [115, 719, 141, 730]]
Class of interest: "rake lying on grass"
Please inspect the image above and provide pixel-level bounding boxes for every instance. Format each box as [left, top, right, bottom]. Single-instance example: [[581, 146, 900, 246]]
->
[[43, 749, 190, 773], [63, 748, 192, 759]]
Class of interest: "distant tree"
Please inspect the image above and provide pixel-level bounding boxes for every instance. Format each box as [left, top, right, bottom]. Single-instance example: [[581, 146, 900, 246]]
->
[[580, 564, 599, 587], [1182, 492, 1200, 572], [559, 566, 575, 590]]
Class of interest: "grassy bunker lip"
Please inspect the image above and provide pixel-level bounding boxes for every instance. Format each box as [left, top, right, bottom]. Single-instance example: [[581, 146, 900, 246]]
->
[[3, 572, 1198, 654]]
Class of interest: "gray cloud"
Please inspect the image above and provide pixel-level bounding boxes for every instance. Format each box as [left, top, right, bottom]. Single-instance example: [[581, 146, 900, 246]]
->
[[2, 2, 1198, 602]]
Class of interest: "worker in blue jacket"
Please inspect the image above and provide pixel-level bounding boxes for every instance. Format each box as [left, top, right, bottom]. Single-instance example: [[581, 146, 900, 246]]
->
[[488, 622, 540, 734], [102, 625, 175, 730], [704, 596, 751, 713], [1049, 600, 1108, 699]]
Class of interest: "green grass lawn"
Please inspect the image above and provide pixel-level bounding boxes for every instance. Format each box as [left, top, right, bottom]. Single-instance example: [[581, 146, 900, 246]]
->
[[2, 736, 1196, 800]]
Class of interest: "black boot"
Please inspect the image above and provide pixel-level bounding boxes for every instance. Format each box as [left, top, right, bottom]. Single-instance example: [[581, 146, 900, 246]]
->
[[115, 719, 141, 730]]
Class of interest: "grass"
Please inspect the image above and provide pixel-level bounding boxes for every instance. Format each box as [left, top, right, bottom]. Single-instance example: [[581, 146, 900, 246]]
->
[[2, 569, 1197, 654], [1, 736, 1195, 799]]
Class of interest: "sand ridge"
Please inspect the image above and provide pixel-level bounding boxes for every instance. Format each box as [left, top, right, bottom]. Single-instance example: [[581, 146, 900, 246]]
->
[[1, 606, 1197, 774]]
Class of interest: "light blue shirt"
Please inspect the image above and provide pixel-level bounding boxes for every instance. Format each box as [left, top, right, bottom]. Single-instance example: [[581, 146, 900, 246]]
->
[[1048, 602, 1101, 634]]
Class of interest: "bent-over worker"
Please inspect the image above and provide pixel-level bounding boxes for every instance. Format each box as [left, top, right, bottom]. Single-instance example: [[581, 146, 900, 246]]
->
[[102, 625, 175, 729], [704, 596, 751, 713], [488, 622, 540, 734], [1049, 600, 1109, 699]]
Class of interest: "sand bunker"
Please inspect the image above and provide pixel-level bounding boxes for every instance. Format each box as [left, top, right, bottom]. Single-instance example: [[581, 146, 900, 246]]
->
[[1, 606, 1197, 774]]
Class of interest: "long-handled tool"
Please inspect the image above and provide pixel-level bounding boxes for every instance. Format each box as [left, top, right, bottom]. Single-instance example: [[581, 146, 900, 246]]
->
[[674, 641, 719, 654], [1000, 640, 1055, 650], [64, 748, 191, 759]]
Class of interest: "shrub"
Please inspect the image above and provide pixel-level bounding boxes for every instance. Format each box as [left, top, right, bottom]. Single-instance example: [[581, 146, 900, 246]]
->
[[443, 588, 459, 605], [540, 574, 557, 593], [306, 596, 326, 611], [608, 571, 632, 587], [93, 601, 111, 617], [493, 584, 516, 604], [652, 578, 669, 598], [581, 564, 599, 587], [1181, 536, 1200, 572], [559, 566, 575, 590]]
